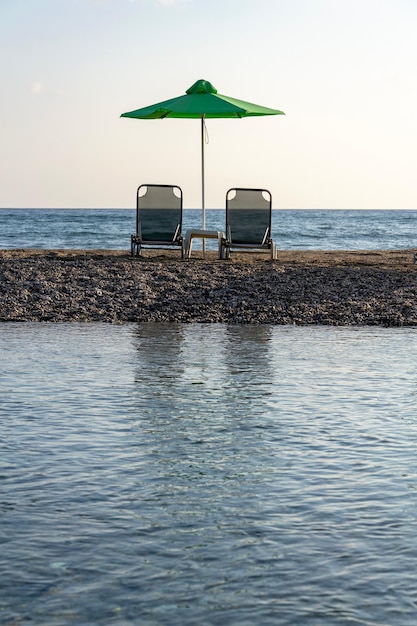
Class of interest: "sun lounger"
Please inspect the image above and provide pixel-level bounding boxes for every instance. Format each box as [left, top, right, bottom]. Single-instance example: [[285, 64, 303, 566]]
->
[[131, 184, 184, 257], [220, 188, 277, 260]]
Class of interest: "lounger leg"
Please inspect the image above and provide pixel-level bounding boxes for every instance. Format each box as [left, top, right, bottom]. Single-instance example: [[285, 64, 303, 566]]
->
[[131, 236, 141, 257], [217, 234, 223, 259], [186, 236, 193, 259]]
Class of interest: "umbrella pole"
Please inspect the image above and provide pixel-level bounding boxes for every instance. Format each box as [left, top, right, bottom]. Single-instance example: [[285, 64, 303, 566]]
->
[[201, 115, 206, 257]]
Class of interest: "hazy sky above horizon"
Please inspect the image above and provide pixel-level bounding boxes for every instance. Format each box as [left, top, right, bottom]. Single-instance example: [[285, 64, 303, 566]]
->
[[1, 0, 417, 209]]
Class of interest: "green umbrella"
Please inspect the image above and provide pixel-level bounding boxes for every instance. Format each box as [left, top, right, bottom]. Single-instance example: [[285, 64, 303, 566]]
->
[[121, 79, 285, 231]]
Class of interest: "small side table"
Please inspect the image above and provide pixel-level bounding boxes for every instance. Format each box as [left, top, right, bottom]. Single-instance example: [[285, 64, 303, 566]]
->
[[184, 229, 225, 259]]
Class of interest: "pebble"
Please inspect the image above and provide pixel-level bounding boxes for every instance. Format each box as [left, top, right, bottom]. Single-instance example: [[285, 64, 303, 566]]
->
[[1, 249, 417, 325]]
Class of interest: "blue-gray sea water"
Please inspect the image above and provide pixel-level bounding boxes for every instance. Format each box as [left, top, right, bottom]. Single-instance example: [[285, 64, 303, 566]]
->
[[2, 210, 417, 623], [2, 323, 417, 625], [0, 208, 416, 250]]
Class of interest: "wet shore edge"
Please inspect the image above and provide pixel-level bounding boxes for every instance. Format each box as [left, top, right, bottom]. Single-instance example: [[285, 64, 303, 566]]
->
[[1, 248, 417, 325]]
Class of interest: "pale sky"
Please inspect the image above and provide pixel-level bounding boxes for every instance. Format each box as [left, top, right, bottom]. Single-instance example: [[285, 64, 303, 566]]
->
[[1, 0, 417, 209]]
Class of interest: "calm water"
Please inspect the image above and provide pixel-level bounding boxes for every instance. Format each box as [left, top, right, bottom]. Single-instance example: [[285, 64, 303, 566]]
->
[[2, 323, 417, 624], [0, 208, 416, 250]]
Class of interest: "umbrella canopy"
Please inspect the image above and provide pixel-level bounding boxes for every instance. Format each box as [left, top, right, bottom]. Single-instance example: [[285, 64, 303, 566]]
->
[[121, 79, 285, 229]]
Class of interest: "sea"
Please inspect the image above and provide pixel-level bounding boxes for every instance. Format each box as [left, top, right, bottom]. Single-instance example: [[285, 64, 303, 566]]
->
[[2, 209, 417, 625], [0, 207, 416, 250]]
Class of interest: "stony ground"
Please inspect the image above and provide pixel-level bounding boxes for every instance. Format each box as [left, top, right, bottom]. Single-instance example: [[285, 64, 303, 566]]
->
[[1, 248, 417, 325]]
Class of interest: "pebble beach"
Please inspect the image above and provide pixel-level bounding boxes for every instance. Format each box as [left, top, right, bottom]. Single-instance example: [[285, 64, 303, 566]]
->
[[1, 248, 417, 325]]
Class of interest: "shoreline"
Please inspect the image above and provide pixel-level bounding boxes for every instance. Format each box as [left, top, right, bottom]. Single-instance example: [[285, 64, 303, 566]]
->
[[1, 248, 417, 325]]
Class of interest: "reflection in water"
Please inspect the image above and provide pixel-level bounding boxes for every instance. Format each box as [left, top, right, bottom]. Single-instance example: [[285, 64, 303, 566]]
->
[[133, 322, 187, 383], [133, 323, 276, 423], [130, 323, 279, 526], [133, 323, 227, 418], [223, 324, 274, 386]]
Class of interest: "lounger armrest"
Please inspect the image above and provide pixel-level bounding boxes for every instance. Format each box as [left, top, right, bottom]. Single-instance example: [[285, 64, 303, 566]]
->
[[173, 223, 181, 242], [261, 227, 270, 246]]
